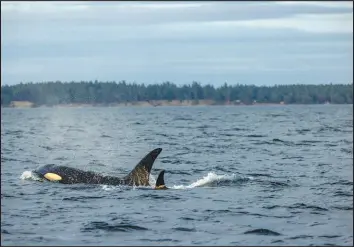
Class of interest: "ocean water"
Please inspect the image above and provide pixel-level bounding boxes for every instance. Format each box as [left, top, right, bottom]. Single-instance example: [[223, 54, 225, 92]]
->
[[1, 105, 353, 246]]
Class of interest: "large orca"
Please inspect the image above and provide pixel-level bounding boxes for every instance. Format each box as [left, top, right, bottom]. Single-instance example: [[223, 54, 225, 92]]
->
[[33, 148, 167, 190]]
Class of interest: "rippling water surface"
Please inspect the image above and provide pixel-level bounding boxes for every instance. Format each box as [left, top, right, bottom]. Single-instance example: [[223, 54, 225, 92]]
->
[[1, 105, 353, 246]]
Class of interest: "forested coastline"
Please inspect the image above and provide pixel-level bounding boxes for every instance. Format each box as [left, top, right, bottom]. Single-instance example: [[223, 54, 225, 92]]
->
[[1, 81, 353, 107]]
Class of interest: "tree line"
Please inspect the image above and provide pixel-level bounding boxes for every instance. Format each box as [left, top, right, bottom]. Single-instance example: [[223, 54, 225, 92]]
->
[[1, 80, 353, 106]]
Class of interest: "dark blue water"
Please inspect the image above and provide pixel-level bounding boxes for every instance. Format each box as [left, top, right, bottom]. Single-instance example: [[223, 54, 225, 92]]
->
[[1, 105, 353, 246]]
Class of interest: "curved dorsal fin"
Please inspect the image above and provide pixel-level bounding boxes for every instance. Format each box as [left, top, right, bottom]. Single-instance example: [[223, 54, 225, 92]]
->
[[155, 170, 167, 190], [124, 148, 162, 186]]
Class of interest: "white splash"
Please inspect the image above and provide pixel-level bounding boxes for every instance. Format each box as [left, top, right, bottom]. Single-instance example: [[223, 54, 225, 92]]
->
[[20, 170, 43, 181], [101, 185, 118, 191], [171, 172, 253, 190]]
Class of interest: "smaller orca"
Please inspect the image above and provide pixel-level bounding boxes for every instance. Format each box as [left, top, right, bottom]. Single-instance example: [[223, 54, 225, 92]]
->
[[33, 148, 167, 189], [155, 170, 168, 190]]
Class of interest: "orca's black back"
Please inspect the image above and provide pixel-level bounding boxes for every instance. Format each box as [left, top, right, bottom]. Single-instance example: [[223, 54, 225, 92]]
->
[[33, 148, 163, 186], [34, 164, 109, 184]]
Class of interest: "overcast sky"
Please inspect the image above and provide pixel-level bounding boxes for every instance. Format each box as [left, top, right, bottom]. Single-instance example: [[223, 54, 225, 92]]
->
[[1, 1, 353, 86]]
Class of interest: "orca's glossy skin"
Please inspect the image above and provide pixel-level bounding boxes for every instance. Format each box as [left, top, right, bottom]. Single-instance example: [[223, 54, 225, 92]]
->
[[33, 148, 165, 188], [155, 170, 168, 190]]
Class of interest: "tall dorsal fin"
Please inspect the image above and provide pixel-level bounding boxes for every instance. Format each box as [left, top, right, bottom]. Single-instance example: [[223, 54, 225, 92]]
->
[[124, 148, 162, 186], [155, 170, 167, 190]]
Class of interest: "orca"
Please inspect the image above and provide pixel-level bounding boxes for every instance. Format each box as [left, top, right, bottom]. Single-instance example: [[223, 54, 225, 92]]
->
[[33, 148, 167, 190], [155, 169, 168, 190]]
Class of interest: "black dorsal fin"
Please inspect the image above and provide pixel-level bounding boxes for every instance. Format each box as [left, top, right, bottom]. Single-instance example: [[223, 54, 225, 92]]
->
[[155, 170, 167, 190], [124, 148, 162, 186]]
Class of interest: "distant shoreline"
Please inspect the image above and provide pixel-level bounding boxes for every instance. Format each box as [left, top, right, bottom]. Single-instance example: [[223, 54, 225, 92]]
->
[[1, 100, 347, 108], [2, 82, 352, 106]]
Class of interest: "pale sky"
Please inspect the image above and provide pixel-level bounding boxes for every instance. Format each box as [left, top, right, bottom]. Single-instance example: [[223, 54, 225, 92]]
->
[[1, 1, 353, 86]]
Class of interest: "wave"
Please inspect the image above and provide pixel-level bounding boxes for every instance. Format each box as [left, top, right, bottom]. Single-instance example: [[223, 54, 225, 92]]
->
[[243, 228, 281, 236], [81, 221, 148, 232], [264, 203, 328, 211]]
